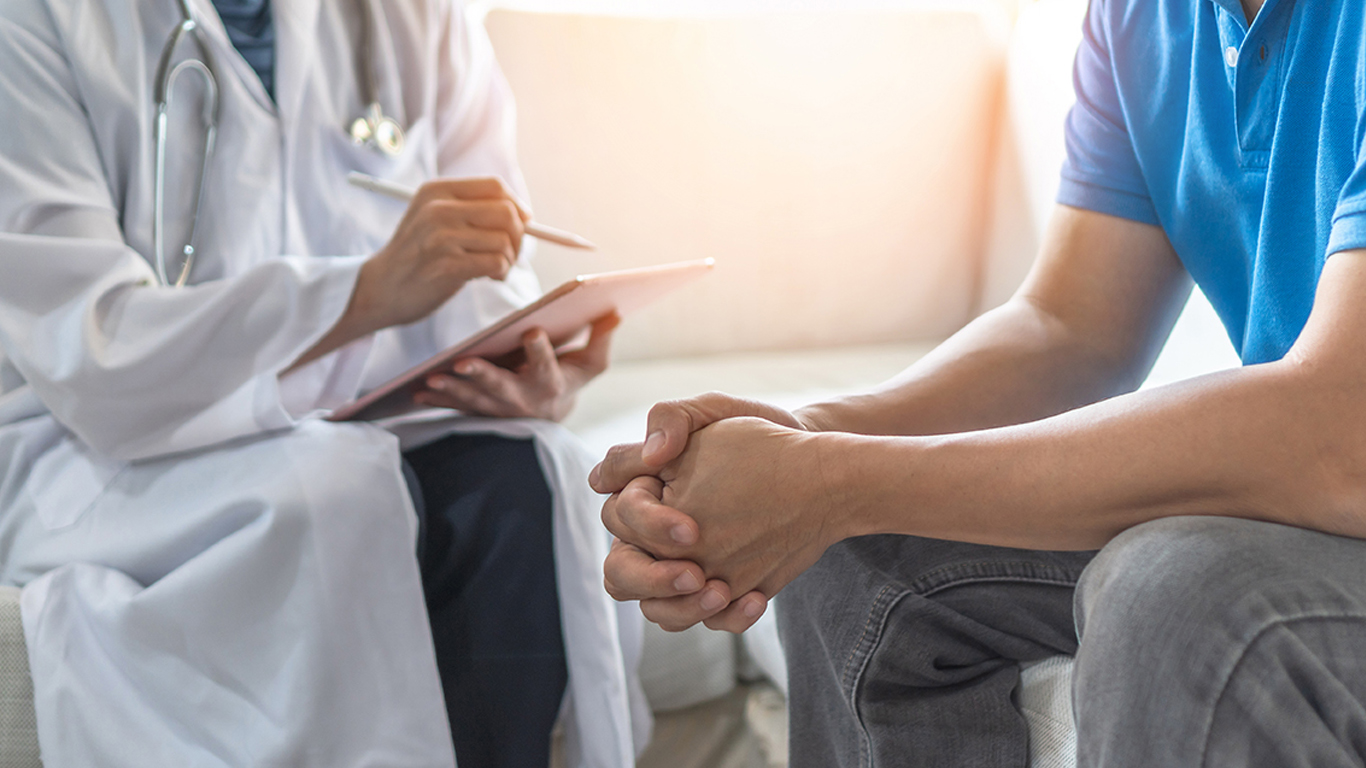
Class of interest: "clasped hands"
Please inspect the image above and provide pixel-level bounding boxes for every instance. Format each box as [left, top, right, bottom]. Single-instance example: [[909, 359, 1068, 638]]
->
[[590, 393, 850, 633]]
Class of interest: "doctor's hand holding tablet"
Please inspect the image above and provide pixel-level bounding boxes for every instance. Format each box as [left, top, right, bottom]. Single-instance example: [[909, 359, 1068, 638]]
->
[[316, 173, 715, 424]]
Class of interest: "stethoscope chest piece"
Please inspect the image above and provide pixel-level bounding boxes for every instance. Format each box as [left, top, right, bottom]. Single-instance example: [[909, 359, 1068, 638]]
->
[[350, 102, 405, 157]]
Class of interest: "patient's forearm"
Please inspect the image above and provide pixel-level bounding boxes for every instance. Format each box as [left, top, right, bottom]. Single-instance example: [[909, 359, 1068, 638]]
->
[[822, 249, 1366, 550], [799, 207, 1190, 439], [828, 354, 1360, 551], [798, 298, 1144, 437]]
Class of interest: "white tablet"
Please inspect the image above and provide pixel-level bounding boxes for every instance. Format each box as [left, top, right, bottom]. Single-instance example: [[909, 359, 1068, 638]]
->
[[328, 258, 715, 422]]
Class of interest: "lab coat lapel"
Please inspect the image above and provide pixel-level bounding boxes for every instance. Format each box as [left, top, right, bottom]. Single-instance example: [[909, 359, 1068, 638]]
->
[[182, 0, 278, 114], [274, 0, 324, 137]]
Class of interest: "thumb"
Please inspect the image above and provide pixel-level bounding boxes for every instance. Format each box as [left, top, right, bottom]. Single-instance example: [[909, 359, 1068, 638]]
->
[[561, 313, 620, 384], [522, 328, 558, 381]]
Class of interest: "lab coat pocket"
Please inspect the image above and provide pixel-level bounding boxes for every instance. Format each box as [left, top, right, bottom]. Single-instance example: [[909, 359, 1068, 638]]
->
[[325, 117, 435, 253], [27, 435, 126, 531], [326, 115, 433, 182]]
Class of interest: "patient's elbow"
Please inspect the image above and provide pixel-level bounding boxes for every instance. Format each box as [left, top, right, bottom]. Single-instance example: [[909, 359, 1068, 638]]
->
[[1277, 355, 1366, 539]]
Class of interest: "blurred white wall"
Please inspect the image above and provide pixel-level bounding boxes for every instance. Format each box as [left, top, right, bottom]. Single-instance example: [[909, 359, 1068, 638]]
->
[[484, 2, 1011, 361]]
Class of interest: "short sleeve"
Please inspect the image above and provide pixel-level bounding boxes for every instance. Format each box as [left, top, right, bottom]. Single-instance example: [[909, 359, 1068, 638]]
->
[[1056, 0, 1160, 226], [1327, 82, 1366, 255]]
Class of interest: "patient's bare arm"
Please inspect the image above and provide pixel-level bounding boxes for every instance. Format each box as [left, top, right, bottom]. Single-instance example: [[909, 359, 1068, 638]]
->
[[592, 205, 1193, 630], [601, 246, 1366, 635], [600, 220, 1366, 633]]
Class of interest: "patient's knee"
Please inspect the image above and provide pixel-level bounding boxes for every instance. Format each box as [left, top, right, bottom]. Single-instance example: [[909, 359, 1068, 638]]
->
[[1075, 516, 1339, 668]]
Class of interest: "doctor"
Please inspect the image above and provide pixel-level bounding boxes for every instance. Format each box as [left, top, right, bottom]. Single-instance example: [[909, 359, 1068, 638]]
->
[[0, 1, 645, 767]]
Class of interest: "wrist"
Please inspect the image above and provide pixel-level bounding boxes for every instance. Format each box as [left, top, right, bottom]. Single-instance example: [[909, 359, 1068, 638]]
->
[[345, 258, 392, 336], [797, 430, 878, 544], [801, 431, 940, 543]]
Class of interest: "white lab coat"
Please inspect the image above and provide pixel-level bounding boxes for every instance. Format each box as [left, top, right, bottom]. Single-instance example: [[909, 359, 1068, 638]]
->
[[0, 0, 647, 765]]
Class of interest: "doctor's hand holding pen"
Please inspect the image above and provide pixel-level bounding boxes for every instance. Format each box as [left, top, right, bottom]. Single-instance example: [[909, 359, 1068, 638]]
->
[[290, 175, 618, 421]]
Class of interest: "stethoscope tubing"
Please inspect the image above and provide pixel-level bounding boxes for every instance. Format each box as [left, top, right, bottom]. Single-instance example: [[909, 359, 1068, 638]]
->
[[151, 0, 400, 288]]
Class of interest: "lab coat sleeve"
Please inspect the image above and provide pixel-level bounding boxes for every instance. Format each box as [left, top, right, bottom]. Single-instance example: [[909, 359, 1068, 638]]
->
[[0, 11, 365, 461]]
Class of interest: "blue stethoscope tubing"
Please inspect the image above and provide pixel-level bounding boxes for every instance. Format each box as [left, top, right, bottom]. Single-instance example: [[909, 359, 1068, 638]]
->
[[151, 0, 404, 287]]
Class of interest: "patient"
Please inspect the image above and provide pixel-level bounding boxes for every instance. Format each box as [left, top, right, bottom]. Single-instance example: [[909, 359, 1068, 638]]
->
[[592, 0, 1366, 765]]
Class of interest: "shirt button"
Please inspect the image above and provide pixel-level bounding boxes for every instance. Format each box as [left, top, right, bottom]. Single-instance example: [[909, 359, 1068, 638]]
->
[[1225, 46, 1240, 67]]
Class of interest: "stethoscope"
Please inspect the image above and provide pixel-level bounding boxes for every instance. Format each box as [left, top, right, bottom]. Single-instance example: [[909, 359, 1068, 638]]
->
[[152, 0, 406, 287]]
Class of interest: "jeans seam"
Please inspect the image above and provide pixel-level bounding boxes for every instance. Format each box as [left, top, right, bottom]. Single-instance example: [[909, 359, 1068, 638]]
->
[[909, 559, 1088, 598], [840, 585, 905, 768], [1198, 610, 1366, 768], [842, 584, 897, 696]]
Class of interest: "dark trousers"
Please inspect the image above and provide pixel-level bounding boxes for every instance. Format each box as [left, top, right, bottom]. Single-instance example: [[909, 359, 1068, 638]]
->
[[402, 434, 567, 768]]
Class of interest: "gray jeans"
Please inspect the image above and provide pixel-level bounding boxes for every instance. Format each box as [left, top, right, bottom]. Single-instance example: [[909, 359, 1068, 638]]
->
[[778, 516, 1366, 767]]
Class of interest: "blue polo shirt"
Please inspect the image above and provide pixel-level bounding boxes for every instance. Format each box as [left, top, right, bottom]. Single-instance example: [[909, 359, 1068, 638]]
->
[[1058, 0, 1366, 365]]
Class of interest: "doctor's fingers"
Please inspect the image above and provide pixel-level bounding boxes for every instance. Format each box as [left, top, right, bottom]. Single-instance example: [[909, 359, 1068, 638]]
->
[[418, 367, 524, 417], [600, 476, 701, 557], [602, 539, 708, 602], [417, 177, 533, 222], [557, 314, 620, 386], [421, 202, 523, 265], [520, 329, 564, 387]]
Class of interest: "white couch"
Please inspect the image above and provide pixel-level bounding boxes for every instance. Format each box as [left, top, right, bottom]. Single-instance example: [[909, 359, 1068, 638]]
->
[[0, 1, 1242, 764]]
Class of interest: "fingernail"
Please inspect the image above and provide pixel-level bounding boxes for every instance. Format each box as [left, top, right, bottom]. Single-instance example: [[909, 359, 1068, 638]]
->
[[700, 589, 725, 612], [588, 464, 602, 487], [673, 572, 700, 592], [643, 431, 666, 458], [743, 599, 765, 619], [426, 377, 445, 391], [455, 362, 474, 375], [670, 524, 695, 545]]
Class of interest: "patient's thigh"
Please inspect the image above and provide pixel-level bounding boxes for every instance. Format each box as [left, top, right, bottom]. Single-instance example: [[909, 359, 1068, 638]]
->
[[779, 535, 1093, 768]]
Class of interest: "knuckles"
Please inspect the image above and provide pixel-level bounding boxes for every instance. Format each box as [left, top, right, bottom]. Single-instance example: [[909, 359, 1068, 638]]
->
[[603, 575, 627, 602], [487, 255, 512, 281], [598, 444, 636, 487]]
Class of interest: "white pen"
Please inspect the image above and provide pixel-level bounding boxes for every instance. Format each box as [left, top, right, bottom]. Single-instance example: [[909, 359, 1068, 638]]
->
[[346, 172, 597, 250]]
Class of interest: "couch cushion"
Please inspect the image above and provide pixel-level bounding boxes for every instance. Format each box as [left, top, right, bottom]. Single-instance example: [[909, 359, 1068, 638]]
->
[[0, 587, 39, 768]]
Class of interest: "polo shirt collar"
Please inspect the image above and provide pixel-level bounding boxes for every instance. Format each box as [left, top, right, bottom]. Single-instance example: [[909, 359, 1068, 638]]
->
[[1206, 0, 1288, 34]]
